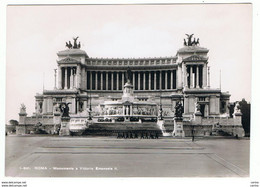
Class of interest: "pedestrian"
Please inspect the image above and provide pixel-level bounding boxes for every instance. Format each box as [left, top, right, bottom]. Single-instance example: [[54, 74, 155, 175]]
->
[[191, 128, 195, 142]]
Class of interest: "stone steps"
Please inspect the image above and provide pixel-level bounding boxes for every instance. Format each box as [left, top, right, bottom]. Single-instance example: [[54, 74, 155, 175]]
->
[[87, 122, 161, 132]]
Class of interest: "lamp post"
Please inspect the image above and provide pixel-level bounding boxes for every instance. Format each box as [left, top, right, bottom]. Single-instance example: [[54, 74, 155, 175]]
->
[[88, 89, 92, 120], [191, 125, 195, 142], [158, 87, 163, 120]]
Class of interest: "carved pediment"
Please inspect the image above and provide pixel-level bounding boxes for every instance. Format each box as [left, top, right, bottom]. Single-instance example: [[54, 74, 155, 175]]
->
[[183, 55, 208, 62], [57, 57, 80, 64], [123, 101, 132, 105]]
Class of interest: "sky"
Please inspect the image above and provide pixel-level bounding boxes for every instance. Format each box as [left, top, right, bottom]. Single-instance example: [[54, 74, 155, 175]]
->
[[5, 4, 252, 122]]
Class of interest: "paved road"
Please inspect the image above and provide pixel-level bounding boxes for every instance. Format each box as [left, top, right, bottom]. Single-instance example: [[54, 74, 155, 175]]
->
[[5, 136, 249, 177]]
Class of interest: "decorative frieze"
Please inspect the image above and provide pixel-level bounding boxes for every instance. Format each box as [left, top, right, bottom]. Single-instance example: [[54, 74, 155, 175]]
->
[[84, 57, 177, 67]]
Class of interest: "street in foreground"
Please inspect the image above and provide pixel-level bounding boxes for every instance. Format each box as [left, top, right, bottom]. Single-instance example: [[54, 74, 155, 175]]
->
[[5, 136, 249, 177]]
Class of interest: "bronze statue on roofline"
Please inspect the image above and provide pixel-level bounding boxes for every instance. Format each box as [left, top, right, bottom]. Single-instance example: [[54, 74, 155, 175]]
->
[[66, 36, 81, 49], [184, 34, 200, 46]]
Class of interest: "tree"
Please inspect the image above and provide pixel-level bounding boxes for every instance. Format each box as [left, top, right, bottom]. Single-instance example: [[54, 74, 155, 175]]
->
[[6, 119, 18, 134], [8, 119, 18, 126], [239, 99, 251, 136]]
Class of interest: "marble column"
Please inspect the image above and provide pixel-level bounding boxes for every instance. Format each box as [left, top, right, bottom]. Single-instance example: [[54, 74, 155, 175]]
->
[[58, 66, 62, 89], [184, 65, 188, 88], [160, 71, 162, 90], [78, 65, 82, 89], [106, 72, 108, 90], [83, 68, 87, 90], [203, 65, 207, 88], [76, 65, 81, 89], [73, 68, 77, 88], [122, 72, 124, 89], [133, 72, 135, 90], [73, 68, 76, 88], [190, 66, 193, 88], [80, 68, 83, 90], [64, 67, 68, 89], [101, 71, 103, 90], [143, 72, 146, 90], [95, 71, 98, 90], [84, 68, 87, 90], [166, 71, 168, 90], [138, 72, 141, 90], [90, 71, 93, 90], [154, 71, 157, 90], [196, 66, 199, 88], [171, 70, 173, 89], [177, 65, 182, 89], [70, 68, 73, 89], [117, 72, 119, 90], [130, 105, 133, 115], [111, 72, 114, 90], [148, 71, 151, 90]]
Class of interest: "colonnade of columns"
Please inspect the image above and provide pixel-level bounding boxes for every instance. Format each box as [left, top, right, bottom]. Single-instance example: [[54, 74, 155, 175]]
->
[[58, 66, 79, 89], [86, 70, 177, 91], [58, 65, 207, 90], [184, 64, 207, 88]]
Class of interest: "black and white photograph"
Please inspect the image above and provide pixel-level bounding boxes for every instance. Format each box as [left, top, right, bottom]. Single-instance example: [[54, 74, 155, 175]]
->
[[1, 1, 260, 187]]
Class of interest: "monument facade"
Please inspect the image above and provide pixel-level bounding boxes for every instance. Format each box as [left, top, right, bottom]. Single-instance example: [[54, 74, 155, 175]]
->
[[16, 35, 245, 137]]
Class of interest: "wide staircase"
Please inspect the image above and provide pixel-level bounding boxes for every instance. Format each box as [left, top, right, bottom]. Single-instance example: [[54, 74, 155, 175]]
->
[[84, 122, 162, 136]]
